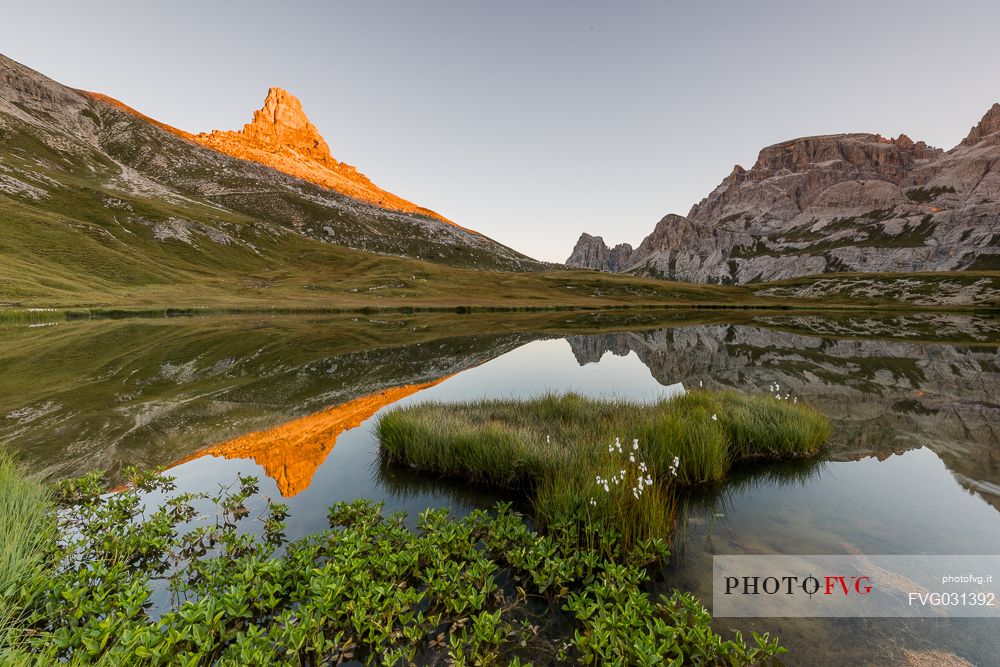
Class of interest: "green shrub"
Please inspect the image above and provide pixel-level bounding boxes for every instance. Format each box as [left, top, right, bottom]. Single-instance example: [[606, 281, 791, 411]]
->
[[0, 470, 785, 665]]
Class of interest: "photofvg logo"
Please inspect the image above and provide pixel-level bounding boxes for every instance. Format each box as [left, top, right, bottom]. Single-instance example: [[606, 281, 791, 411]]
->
[[713, 555, 1000, 618]]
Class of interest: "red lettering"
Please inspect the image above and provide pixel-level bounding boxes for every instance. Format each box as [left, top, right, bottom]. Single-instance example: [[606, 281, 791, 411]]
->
[[824, 576, 849, 595]]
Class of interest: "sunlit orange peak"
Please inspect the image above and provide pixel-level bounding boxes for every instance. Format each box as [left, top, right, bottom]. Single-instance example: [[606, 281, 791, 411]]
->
[[82, 88, 461, 227], [192, 87, 458, 225]]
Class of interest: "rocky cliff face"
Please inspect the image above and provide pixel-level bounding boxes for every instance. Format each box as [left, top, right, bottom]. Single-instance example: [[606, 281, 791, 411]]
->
[[960, 102, 1000, 147], [565, 233, 633, 271], [567, 109, 1000, 283]]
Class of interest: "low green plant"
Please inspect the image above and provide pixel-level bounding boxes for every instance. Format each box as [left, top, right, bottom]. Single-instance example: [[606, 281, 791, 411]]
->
[[378, 389, 830, 550], [0, 468, 785, 665]]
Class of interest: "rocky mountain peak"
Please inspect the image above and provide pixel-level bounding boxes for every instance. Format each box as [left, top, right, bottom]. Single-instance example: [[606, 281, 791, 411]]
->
[[184, 87, 457, 225], [749, 133, 939, 177], [232, 87, 334, 162], [566, 233, 634, 272], [961, 102, 1000, 146], [567, 104, 999, 283], [81, 78, 462, 227]]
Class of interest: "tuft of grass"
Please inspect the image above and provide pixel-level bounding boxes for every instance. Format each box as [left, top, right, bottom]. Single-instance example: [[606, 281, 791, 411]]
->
[[377, 390, 830, 549], [0, 451, 54, 663]]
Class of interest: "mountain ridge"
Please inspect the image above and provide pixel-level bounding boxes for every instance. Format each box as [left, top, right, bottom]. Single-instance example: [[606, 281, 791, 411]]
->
[[567, 106, 1000, 283], [84, 86, 461, 228]]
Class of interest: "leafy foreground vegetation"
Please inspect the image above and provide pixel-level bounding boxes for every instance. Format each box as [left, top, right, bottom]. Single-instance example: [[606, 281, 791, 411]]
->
[[0, 462, 785, 666], [378, 390, 831, 552]]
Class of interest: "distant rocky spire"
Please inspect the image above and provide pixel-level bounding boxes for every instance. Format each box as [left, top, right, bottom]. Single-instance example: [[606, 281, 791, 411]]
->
[[961, 102, 1000, 146]]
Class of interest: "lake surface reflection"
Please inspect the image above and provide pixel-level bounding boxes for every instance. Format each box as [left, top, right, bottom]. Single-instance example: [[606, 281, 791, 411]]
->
[[2, 311, 997, 665]]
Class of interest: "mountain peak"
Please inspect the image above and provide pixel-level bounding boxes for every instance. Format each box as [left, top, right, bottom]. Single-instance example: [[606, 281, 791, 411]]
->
[[961, 102, 1000, 147], [85, 82, 459, 226], [188, 88, 460, 226], [237, 87, 333, 162]]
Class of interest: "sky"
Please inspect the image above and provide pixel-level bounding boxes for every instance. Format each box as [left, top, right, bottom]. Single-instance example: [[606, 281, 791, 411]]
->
[[2, 0, 998, 262]]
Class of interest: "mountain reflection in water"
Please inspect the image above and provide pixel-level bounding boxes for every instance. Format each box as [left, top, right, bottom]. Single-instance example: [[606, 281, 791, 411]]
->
[[170, 378, 451, 497]]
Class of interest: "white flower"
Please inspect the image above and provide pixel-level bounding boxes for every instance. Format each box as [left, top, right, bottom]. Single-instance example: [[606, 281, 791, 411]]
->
[[639, 462, 647, 472], [632, 489, 639, 499], [699, 380, 703, 388], [793, 397, 798, 404], [546, 435, 550, 444], [589, 498, 597, 506], [603, 483, 610, 493], [629, 453, 635, 463], [632, 439, 639, 451], [711, 413, 718, 421], [645, 475, 653, 485]]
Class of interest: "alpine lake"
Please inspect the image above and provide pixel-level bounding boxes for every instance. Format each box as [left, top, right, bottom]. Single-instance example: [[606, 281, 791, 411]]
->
[[2, 309, 998, 666]]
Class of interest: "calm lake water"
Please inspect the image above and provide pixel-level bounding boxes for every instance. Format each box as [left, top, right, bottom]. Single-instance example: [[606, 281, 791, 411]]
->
[[2, 311, 998, 665]]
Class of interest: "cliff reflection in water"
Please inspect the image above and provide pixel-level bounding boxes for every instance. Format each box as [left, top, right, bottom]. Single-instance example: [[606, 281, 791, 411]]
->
[[157, 314, 998, 507], [565, 314, 1000, 507]]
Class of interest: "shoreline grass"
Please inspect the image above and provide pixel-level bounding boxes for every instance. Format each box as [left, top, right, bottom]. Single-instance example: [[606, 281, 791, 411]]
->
[[1, 298, 995, 325], [0, 452, 54, 664], [377, 390, 831, 549], [1, 272, 996, 317]]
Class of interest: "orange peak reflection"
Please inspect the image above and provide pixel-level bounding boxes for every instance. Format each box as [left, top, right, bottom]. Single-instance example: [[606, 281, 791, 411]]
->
[[179, 379, 448, 497]]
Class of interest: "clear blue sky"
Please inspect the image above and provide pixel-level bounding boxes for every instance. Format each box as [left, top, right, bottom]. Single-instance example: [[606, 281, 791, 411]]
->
[[3, 0, 997, 261]]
